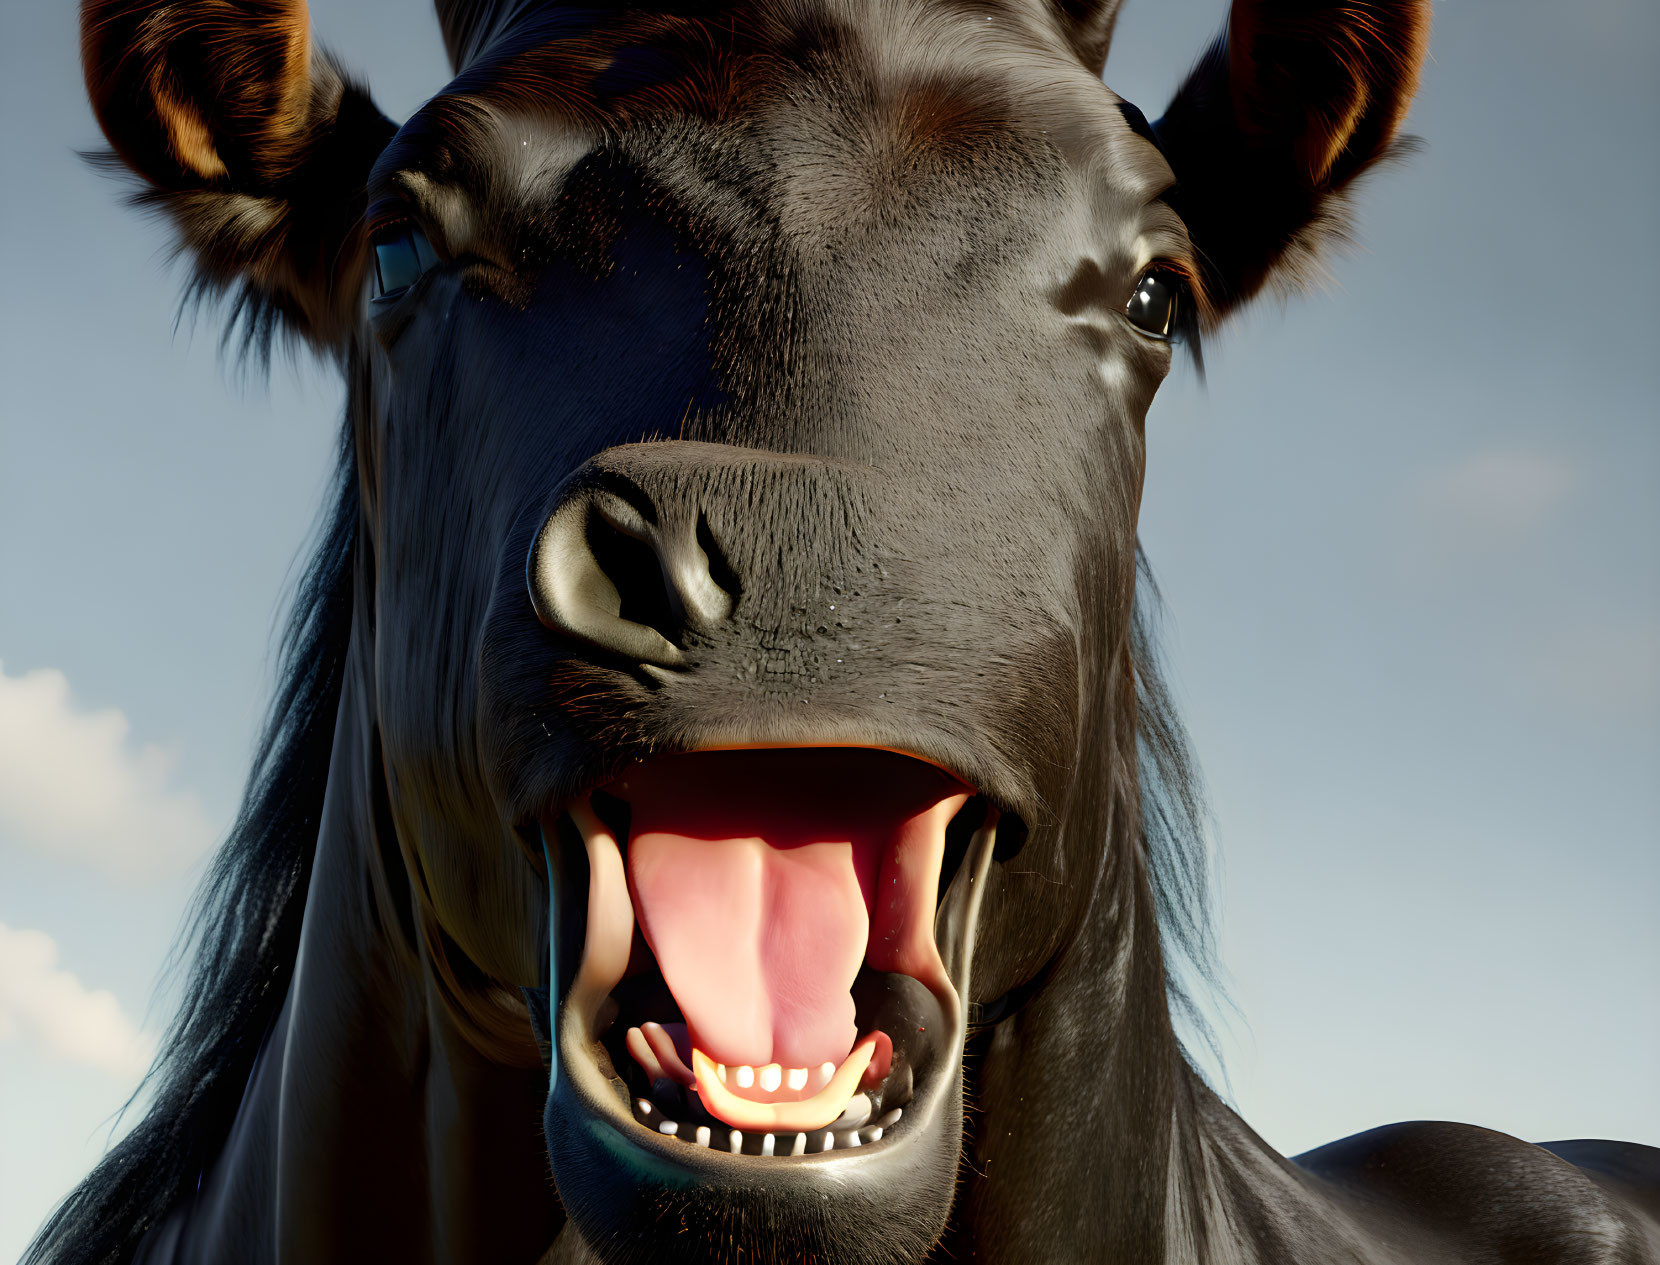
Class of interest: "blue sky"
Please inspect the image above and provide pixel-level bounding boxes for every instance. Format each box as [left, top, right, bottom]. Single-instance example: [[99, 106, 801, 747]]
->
[[2, 0, 1656, 1256]]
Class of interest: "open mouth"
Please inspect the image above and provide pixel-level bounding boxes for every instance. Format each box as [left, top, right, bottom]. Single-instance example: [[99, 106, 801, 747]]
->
[[540, 747, 999, 1165]]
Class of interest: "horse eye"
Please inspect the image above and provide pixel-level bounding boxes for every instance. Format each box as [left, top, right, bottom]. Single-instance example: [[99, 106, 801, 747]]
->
[[1126, 269, 1182, 339], [371, 227, 439, 300]]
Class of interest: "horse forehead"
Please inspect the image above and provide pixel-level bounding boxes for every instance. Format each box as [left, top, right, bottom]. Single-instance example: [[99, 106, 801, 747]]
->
[[367, 5, 1170, 433], [456, 0, 1058, 115], [382, 0, 1152, 213]]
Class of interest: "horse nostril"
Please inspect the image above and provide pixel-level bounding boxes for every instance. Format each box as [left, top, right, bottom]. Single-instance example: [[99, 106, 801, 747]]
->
[[588, 512, 680, 640], [527, 488, 736, 669]]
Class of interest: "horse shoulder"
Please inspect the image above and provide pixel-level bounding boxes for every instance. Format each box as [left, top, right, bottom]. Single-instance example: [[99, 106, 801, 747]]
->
[[1294, 1122, 1660, 1264]]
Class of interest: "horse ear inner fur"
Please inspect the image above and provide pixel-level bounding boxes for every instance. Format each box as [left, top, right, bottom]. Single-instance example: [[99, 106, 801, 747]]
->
[[80, 0, 396, 349], [1152, 0, 1432, 320]]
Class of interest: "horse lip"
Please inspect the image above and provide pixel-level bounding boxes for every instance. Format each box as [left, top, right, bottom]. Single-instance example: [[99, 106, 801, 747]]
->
[[506, 726, 1036, 846], [536, 748, 1000, 1178]]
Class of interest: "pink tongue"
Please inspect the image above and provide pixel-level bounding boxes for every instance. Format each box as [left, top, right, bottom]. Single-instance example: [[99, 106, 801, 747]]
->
[[622, 750, 963, 1072]]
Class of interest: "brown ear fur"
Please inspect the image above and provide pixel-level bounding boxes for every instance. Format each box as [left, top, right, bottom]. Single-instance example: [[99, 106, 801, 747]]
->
[[1155, 0, 1431, 319], [81, 0, 395, 348]]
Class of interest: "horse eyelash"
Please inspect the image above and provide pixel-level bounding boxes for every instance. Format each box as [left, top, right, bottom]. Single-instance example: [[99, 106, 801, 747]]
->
[[1153, 263, 1206, 381], [1173, 290, 1205, 381]]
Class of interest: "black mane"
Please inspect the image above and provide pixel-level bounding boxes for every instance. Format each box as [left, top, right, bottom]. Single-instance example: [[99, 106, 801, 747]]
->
[[24, 423, 359, 1265], [436, 0, 556, 71], [1133, 552, 1224, 1061]]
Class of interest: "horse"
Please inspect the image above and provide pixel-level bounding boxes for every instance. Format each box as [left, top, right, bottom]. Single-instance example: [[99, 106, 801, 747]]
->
[[30, 0, 1658, 1261]]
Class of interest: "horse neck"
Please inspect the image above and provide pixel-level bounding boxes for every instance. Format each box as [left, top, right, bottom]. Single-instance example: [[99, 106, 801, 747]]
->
[[168, 620, 557, 1265], [947, 678, 1350, 1264]]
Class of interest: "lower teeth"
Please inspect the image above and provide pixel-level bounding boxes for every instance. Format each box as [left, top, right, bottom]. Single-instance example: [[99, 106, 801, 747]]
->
[[631, 1101, 903, 1156]]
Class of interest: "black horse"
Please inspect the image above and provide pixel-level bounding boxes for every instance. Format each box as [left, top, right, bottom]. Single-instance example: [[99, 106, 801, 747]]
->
[[31, 0, 1657, 1261]]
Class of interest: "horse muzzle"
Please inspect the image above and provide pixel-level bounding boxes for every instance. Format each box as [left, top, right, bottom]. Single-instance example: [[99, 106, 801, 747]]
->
[[537, 747, 1000, 1241]]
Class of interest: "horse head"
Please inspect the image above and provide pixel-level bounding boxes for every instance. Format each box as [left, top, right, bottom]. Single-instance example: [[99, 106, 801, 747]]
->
[[65, 1, 1433, 1260]]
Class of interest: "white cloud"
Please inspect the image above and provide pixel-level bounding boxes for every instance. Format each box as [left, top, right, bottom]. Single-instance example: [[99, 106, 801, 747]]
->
[[0, 922, 156, 1081], [0, 662, 216, 877], [1406, 448, 1583, 562]]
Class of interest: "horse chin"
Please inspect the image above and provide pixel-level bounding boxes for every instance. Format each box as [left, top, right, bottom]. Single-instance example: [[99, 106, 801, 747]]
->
[[537, 748, 1000, 1264]]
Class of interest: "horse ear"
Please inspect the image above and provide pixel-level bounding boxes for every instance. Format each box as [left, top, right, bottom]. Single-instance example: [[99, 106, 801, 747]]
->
[[1049, 0, 1124, 76], [1153, 0, 1431, 319], [81, 0, 396, 348]]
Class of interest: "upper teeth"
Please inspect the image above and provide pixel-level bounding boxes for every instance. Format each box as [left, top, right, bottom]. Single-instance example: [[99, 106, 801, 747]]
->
[[718, 1061, 835, 1093]]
